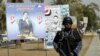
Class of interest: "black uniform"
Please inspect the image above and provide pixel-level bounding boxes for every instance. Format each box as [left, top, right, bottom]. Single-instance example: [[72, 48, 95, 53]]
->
[[53, 29, 82, 56], [18, 19, 33, 34]]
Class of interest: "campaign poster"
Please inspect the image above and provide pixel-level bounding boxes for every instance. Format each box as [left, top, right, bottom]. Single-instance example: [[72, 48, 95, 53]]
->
[[44, 5, 62, 49], [44, 5, 70, 49], [6, 3, 46, 40], [44, 5, 62, 32]]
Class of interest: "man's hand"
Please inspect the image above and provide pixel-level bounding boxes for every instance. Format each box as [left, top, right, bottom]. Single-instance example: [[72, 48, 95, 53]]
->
[[70, 52, 74, 56]]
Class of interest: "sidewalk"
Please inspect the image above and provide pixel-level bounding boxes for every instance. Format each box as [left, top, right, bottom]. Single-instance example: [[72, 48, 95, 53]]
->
[[85, 33, 100, 56], [83, 32, 94, 36], [79, 32, 94, 56]]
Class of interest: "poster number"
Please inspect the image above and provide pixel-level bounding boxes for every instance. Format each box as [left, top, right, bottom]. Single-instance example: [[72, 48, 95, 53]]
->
[[10, 15, 15, 24], [37, 16, 42, 24]]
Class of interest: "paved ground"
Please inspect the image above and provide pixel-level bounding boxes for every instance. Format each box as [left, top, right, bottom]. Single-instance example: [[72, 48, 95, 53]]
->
[[0, 32, 98, 56], [85, 33, 100, 56], [79, 32, 94, 56]]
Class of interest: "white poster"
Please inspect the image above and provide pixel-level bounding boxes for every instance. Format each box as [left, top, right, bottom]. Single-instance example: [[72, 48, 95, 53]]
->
[[44, 5, 62, 32], [44, 5, 70, 49], [44, 5, 62, 49]]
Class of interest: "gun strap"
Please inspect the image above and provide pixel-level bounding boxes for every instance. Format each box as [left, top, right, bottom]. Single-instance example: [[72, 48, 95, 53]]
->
[[60, 30, 73, 56]]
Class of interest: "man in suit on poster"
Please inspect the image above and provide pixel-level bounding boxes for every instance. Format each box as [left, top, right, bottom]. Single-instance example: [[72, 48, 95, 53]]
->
[[18, 11, 33, 36]]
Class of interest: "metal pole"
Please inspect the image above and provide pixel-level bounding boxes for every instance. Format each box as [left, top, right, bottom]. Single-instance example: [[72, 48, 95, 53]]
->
[[44, 38, 47, 56], [38, 38, 39, 49], [7, 41, 9, 56]]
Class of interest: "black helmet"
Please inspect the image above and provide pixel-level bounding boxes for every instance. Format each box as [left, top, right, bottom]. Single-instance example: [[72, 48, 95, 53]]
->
[[62, 17, 73, 25]]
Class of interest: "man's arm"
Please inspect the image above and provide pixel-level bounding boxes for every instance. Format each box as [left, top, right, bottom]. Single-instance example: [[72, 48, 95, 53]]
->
[[73, 29, 82, 55], [53, 31, 61, 52]]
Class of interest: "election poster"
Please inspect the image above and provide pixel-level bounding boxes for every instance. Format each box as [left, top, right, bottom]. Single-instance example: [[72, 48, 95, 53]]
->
[[6, 3, 46, 40], [44, 5, 62, 32], [44, 5, 70, 49], [44, 5, 62, 49]]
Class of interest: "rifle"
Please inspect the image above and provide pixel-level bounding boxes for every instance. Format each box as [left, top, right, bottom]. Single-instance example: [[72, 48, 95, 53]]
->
[[53, 42, 66, 56], [58, 31, 74, 56]]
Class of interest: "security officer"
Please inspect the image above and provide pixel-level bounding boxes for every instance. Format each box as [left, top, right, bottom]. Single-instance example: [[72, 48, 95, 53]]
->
[[53, 17, 82, 56]]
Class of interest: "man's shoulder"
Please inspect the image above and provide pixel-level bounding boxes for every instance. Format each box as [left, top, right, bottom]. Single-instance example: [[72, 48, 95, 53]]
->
[[72, 28, 83, 38], [56, 30, 64, 36], [72, 28, 80, 33]]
